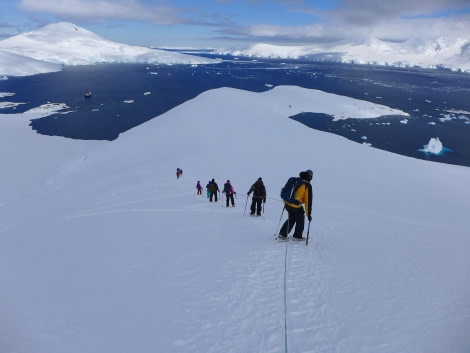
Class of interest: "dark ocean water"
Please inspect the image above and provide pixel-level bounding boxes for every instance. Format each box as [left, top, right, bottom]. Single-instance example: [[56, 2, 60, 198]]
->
[[1, 57, 469, 167]]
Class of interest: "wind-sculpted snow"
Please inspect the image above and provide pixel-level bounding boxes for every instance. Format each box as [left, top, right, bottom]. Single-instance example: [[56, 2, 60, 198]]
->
[[0, 86, 469, 353]]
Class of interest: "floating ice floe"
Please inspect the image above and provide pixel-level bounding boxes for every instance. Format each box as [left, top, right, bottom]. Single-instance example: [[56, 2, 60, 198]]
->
[[0, 101, 25, 109], [445, 109, 470, 115], [400, 119, 408, 124], [0, 102, 68, 121], [440, 110, 470, 123], [439, 115, 452, 122]]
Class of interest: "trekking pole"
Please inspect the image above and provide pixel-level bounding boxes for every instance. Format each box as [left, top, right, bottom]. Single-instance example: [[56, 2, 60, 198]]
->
[[243, 195, 249, 216], [306, 220, 311, 246], [274, 206, 286, 236]]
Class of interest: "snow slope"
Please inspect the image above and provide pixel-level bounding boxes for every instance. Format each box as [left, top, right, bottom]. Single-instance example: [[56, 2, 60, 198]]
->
[[1, 86, 469, 353], [0, 22, 218, 76], [0, 50, 62, 76]]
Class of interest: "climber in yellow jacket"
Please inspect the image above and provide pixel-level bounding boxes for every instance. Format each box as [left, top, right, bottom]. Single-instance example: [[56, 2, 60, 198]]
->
[[278, 170, 313, 241]]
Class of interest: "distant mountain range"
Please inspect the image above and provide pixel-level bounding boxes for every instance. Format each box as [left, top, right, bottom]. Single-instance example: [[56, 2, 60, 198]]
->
[[219, 36, 470, 72], [0, 22, 468, 76]]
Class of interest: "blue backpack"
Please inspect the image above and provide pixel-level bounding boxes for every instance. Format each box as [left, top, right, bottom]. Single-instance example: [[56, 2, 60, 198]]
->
[[280, 177, 304, 205]]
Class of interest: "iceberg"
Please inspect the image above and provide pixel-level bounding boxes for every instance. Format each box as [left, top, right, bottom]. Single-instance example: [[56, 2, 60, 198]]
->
[[421, 137, 443, 154]]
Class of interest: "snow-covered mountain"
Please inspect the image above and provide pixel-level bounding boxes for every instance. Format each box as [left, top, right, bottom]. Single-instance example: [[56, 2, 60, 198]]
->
[[221, 36, 470, 72], [1, 22, 469, 76], [1, 84, 469, 352], [0, 22, 218, 76]]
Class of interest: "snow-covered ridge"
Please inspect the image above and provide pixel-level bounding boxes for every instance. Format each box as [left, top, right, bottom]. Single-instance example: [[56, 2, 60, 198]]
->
[[220, 37, 470, 72], [0, 22, 219, 76]]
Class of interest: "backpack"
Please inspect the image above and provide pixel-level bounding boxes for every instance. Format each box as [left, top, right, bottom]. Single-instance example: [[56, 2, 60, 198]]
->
[[209, 182, 218, 192], [224, 183, 232, 193], [253, 182, 264, 197], [280, 177, 304, 205]]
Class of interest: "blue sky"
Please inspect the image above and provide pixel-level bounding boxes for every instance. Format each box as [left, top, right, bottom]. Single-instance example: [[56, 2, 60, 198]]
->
[[0, 0, 469, 48]]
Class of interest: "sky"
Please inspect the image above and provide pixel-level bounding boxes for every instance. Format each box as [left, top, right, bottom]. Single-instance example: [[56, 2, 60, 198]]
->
[[0, 0, 469, 49]]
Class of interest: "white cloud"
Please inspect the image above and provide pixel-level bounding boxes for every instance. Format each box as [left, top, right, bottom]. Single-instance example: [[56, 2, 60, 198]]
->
[[333, 0, 470, 25], [18, 0, 183, 25], [11, 0, 470, 48], [238, 23, 334, 41], [370, 14, 470, 41], [222, 10, 470, 45], [238, 0, 470, 44]]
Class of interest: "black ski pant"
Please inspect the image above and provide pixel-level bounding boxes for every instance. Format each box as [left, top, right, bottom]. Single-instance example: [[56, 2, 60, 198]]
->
[[279, 204, 305, 239], [210, 191, 218, 202], [225, 193, 235, 207], [250, 197, 263, 215]]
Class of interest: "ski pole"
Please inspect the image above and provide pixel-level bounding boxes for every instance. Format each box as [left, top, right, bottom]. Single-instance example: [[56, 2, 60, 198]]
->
[[243, 195, 249, 216], [274, 206, 286, 236], [306, 220, 311, 246]]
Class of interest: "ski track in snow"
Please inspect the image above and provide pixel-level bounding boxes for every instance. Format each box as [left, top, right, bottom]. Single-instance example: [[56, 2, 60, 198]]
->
[[170, 225, 343, 353], [142, 179, 345, 353]]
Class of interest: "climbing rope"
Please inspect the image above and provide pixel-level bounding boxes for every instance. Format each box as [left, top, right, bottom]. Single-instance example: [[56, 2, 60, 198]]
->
[[283, 241, 288, 353]]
